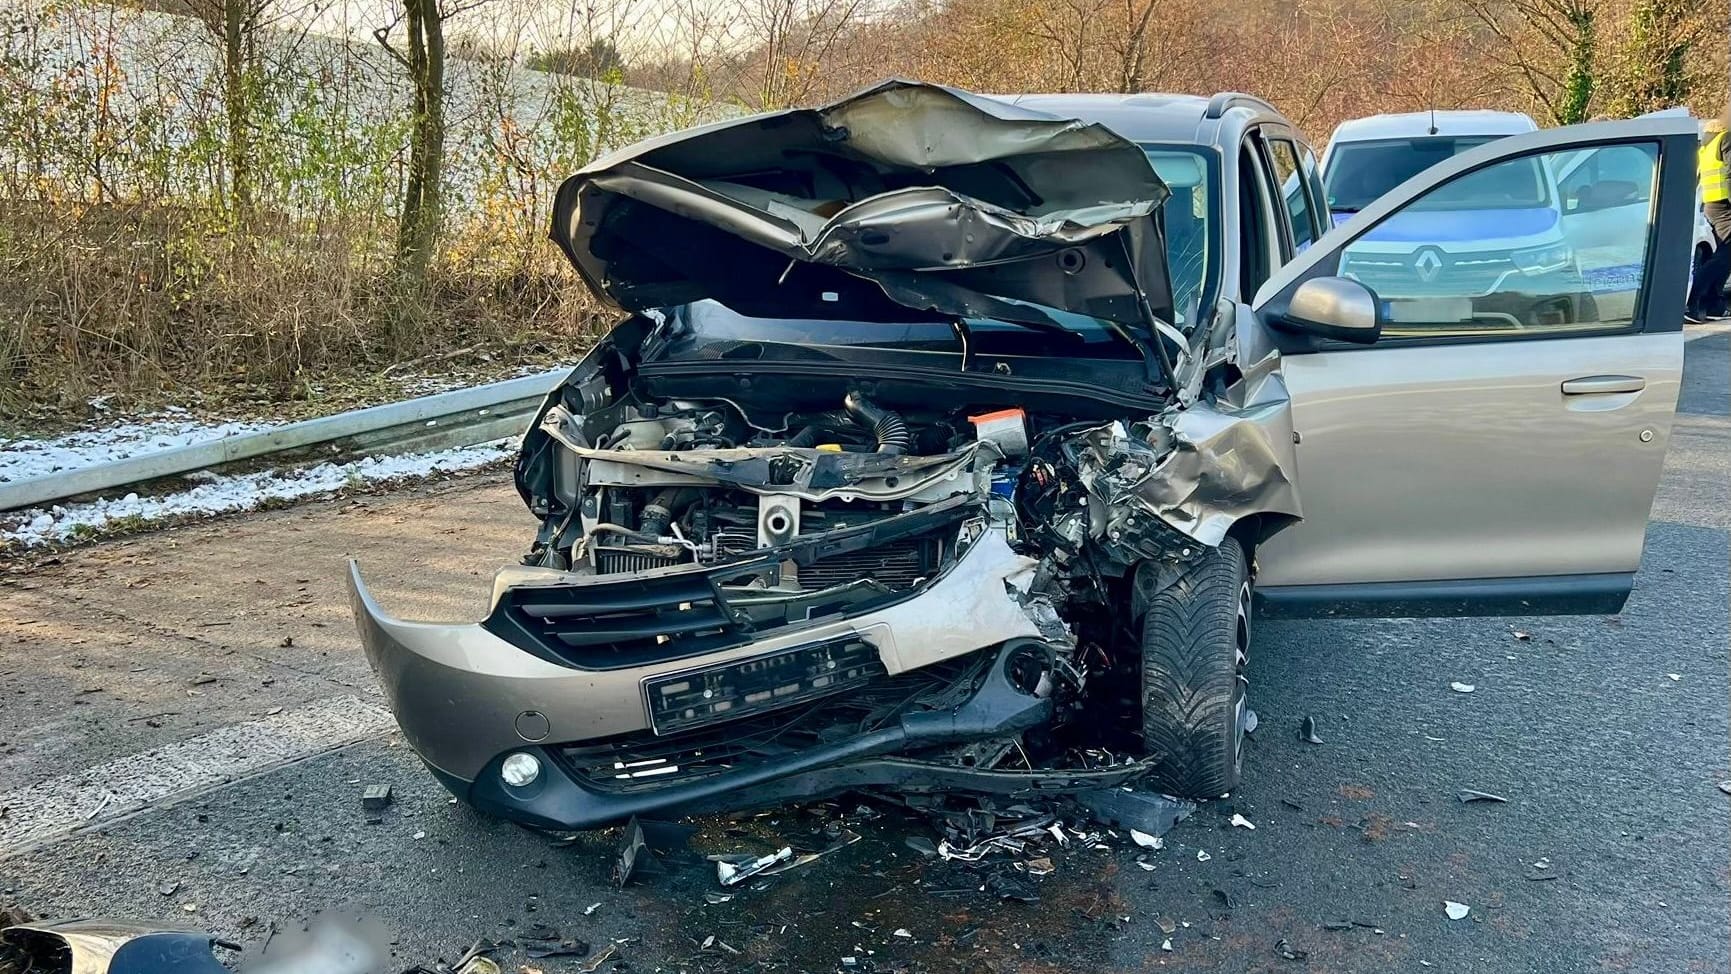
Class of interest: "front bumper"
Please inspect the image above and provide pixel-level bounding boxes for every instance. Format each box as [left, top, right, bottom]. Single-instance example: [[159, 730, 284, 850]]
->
[[348, 530, 1089, 829]]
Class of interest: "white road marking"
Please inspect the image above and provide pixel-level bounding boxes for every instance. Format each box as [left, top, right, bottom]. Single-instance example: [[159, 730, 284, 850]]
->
[[0, 695, 393, 857]]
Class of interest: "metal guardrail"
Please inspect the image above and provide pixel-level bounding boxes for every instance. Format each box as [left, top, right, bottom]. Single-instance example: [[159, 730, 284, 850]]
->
[[0, 367, 569, 514]]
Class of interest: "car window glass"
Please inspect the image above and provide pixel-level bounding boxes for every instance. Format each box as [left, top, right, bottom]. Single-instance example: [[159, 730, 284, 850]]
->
[[1300, 143, 1330, 231], [1338, 143, 1657, 339], [1266, 138, 1315, 252], [1239, 145, 1276, 297], [1143, 147, 1215, 325], [1554, 145, 1655, 210]]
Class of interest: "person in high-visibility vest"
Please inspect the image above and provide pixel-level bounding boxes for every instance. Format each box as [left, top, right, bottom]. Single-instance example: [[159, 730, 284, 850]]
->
[[1686, 114, 1731, 322]]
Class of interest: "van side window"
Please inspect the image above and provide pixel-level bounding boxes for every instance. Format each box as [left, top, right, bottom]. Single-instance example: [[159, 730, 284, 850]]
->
[[1266, 138, 1319, 252]]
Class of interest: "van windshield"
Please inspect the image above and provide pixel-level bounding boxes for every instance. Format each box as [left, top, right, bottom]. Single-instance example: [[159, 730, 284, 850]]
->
[[1324, 136, 1513, 213]]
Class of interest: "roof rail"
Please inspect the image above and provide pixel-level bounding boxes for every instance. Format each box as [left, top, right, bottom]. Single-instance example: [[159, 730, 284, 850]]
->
[[1203, 91, 1279, 120]]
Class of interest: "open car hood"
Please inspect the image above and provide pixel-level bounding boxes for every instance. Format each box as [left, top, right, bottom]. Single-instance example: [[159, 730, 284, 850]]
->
[[550, 80, 1176, 340]]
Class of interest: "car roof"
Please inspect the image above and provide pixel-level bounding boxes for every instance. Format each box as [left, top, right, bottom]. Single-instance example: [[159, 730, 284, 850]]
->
[[998, 93, 1220, 144], [1328, 110, 1538, 143]]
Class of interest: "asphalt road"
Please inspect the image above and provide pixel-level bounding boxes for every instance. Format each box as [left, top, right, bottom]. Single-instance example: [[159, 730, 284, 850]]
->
[[1, 331, 1727, 974]]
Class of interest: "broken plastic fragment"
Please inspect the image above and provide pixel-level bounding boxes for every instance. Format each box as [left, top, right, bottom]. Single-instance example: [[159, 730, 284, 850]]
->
[[1130, 829, 1164, 849], [1298, 716, 1323, 745], [1196, 849, 1212, 862], [1443, 900, 1470, 920], [715, 846, 795, 886], [1457, 789, 1508, 804], [1136, 861, 1156, 871], [1229, 813, 1256, 830], [1161, 938, 1173, 951], [1449, 682, 1476, 694]]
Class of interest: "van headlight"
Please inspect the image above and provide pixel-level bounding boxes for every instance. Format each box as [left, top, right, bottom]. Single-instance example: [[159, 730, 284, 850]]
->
[[1511, 244, 1573, 275]]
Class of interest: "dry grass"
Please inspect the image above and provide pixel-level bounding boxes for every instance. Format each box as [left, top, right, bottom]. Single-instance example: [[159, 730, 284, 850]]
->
[[0, 200, 609, 424]]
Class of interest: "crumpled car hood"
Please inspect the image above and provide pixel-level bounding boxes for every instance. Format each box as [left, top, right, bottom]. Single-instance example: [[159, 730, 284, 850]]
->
[[550, 79, 1176, 339]]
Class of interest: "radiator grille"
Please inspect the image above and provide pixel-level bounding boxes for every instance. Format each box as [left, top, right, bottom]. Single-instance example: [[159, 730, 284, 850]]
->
[[797, 536, 939, 591]]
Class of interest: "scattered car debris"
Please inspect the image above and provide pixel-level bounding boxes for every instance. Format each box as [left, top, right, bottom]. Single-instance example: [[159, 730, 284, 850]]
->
[[1129, 829, 1164, 849], [1072, 788, 1194, 836], [158, 881, 179, 896], [713, 847, 794, 886], [612, 816, 697, 887], [1276, 938, 1309, 961], [361, 784, 393, 812], [575, 942, 619, 973], [1298, 717, 1323, 744], [1718, 781, 1731, 796], [1457, 789, 1508, 804], [1196, 849, 1212, 862], [983, 871, 1040, 903], [1450, 682, 1476, 694], [1443, 900, 1471, 920], [582, 903, 601, 916], [904, 836, 938, 857], [1161, 938, 1174, 951], [1511, 629, 1531, 641], [1229, 813, 1256, 829]]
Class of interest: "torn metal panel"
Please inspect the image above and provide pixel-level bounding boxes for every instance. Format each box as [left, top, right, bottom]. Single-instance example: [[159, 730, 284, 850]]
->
[[1067, 353, 1300, 556], [550, 79, 1175, 338]]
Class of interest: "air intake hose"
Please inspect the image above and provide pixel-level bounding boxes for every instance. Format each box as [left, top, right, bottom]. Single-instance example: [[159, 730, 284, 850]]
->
[[843, 392, 911, 455]]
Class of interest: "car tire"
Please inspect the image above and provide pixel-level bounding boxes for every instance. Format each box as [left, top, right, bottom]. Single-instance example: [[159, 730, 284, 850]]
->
[[1139, 536, 1251, 800]]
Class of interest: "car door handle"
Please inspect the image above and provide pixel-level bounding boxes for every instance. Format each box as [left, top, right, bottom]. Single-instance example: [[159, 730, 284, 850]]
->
[[1561, 375, 1646, 396]]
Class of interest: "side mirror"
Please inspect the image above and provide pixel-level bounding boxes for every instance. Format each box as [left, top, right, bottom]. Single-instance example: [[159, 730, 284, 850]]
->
[[1281, 276, 1381, 344]]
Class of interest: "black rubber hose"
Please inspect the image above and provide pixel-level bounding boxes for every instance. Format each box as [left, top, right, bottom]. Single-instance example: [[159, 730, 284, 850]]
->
[[843, 392, 912, 455], [638, 487, 699, 537]]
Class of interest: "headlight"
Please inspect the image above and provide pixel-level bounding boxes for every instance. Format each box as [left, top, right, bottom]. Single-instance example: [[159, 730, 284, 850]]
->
[[1511, 243, 1573, 275]]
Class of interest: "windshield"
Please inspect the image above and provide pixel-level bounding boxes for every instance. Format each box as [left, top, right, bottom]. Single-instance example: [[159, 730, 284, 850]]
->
[[1141, 145, 1218, 324], [1324, 136, 1515, 212]]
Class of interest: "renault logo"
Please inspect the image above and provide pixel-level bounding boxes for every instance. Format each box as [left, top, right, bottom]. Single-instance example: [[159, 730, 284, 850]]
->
[[1414, 248, 1445, 283]]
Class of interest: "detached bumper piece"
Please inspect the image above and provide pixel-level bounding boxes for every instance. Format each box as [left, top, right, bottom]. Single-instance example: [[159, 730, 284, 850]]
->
[[460, 640, 1135, 831]]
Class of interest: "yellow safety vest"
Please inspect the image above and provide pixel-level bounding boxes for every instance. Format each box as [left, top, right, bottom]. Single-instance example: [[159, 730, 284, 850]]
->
[[1701, 131, 1729, 203]]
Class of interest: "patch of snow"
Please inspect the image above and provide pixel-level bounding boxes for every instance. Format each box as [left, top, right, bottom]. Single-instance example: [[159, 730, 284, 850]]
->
[[0, 417, 275, 484], [2, 441, 512, 547]]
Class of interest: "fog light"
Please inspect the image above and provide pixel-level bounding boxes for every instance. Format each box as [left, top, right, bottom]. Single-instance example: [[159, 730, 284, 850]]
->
[[501, 752, 541, 787]]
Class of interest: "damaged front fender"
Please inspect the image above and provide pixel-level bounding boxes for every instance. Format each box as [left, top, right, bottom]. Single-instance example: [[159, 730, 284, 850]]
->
[[1063, 353, 1301, 562]]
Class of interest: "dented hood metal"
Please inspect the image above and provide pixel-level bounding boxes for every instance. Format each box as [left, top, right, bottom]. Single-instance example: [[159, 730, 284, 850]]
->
[[550, 79, 1176, 338]]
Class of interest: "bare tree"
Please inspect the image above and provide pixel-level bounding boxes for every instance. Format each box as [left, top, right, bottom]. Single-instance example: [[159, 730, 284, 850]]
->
[[375, 0, 490, 282], [1463, 0, 1599, 124], [733, 0, 879, 109]]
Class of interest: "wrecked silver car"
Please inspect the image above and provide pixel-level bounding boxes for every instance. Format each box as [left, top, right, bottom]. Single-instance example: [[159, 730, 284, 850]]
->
[[350, 83, 1696, 830]]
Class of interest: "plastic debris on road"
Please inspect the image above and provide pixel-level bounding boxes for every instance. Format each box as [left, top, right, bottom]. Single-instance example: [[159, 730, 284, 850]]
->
[[1130, 829, 1164, 849], [1444, 900, 1470, 920], [713, 847, 794, 886], [1229, 813, 1256, 829], [1458, 789, 1508, 804], [1298, 716, 1323, 744], [1450, 682, 1476, 694]]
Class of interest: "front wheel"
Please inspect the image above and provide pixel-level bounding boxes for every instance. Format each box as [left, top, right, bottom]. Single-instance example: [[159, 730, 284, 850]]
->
[[1139, 537, 1251, 799]]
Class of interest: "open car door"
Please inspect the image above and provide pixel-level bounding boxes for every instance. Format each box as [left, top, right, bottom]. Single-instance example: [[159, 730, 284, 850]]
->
[[1249, 115, 1697, 617]]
